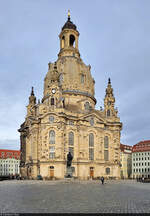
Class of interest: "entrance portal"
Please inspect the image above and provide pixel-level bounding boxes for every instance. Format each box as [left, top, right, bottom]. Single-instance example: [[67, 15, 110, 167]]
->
[[50, 166, 54, 178], [90, 167, 94, 179]]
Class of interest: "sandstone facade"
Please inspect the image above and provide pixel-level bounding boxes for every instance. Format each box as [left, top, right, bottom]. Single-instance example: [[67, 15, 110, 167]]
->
[[18, 13, 122, 180]]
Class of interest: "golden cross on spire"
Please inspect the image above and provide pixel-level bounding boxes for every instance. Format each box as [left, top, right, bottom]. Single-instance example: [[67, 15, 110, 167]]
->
[[68, 10, 70, 20]]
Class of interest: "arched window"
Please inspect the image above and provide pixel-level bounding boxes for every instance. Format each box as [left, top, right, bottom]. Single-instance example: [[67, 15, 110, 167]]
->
[[49, 130, 55, 144], [104, 150, 109, 161], [89, 133, 94, 160], [104, 136, 109, 148], [69, 132, 74, 146], [68, 132, 74, 156], [51, 98, 54, 106], [104, 136, 109, 161], [89, 133, 94, 147], [61, 36, 65, 48], [49, 146, 55, 159], [69, 34, 75, 47], [107, 110, 110, 117]]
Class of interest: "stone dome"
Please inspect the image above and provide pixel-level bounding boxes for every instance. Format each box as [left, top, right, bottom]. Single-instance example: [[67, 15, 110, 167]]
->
[[62, 17, 77, 31]]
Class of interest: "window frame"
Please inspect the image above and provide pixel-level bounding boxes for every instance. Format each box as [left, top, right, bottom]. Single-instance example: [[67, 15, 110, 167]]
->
[[49, 130, 55, 144]]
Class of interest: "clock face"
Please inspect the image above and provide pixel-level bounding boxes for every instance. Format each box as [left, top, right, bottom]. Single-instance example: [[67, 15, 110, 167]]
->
[[107, 101, 111, 106], [52, 89, 56, 94]]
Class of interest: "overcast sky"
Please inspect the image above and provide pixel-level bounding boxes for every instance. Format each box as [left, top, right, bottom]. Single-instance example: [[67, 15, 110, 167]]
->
[[0, 0, 150, 150]]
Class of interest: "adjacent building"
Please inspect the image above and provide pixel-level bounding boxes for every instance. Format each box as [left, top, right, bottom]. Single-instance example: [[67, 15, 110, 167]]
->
[[18, 12, 122, 180], [120, 144, 132, 179], [0, 149, 20, 176], [132, 140, 150, 179]]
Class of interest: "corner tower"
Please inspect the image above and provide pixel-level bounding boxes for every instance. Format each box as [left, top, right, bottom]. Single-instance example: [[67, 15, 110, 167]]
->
[[104, 78, 117, 118], [27, 87, 36, 117]]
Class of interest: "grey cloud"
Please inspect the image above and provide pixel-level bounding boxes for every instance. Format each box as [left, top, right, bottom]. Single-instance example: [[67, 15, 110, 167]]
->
[[0, 0, 150, 149], [0, 139, 20, 150]]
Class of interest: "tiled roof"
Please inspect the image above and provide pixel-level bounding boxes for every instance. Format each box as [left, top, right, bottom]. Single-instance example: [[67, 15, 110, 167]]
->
[[132, 140, 150, 152], [120, 143, 132, 153], [0, 149, 20, 159]]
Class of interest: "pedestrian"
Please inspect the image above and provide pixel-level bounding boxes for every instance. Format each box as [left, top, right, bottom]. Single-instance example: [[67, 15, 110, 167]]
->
[[101, 176, 104, 185]]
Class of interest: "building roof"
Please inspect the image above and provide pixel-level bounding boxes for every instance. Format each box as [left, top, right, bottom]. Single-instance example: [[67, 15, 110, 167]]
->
[[120, 144, 132, 153], [132, 140, 150, 153], [0, 149, 20, 159], [62, 15, 77, 31]]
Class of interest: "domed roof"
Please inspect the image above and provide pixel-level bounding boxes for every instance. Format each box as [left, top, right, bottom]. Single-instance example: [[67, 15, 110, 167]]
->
[[62, 11, 77, 31]]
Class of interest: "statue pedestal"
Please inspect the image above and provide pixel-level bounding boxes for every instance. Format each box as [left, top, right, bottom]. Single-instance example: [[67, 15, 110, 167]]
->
[[65, 167, 73, 178]]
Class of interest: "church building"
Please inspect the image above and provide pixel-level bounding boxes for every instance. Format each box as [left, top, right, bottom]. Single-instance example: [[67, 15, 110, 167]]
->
[[18, 12, 122, 180]]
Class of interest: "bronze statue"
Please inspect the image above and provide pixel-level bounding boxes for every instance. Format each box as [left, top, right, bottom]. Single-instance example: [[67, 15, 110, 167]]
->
[[67, 152, 73, 167]]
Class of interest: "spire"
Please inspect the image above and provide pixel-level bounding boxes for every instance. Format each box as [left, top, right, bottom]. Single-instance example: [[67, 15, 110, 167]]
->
[[31, 86, 34, 96], [29, 86, 36, 104], [104, 78, 116, 117], [105, 78, 114, 97], [68, 9, 70, 21]]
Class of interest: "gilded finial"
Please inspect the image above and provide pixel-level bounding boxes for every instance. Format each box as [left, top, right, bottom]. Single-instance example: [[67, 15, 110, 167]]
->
[[68, 10, 70, 20]]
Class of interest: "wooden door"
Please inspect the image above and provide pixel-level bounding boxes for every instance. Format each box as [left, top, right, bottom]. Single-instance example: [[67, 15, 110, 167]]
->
[[90, 168, 94, 178], [50, 169, 54, 177]]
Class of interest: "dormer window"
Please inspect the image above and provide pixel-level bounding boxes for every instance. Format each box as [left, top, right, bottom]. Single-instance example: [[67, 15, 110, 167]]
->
[[84, 101, 90, 110], [90, 118, 94, 126]]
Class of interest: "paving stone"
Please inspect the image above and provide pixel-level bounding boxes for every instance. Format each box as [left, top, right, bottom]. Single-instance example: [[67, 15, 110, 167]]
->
[[0, 179, 150, 213]]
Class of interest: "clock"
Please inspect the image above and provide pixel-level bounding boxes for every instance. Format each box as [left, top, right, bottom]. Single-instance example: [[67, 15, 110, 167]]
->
[[51, 89, 56, 94], [107, 101, 111, 106]]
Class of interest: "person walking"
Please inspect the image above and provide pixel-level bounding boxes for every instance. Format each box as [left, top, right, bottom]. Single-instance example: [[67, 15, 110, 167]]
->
[[101, 176, 104, 185]]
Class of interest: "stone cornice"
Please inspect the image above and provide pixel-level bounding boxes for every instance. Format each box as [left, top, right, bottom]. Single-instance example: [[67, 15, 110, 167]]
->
[[62, 89, 97, 104]]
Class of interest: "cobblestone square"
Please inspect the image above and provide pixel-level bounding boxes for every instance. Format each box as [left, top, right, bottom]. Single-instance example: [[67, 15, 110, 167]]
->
[[0, 179, 150, 213]]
